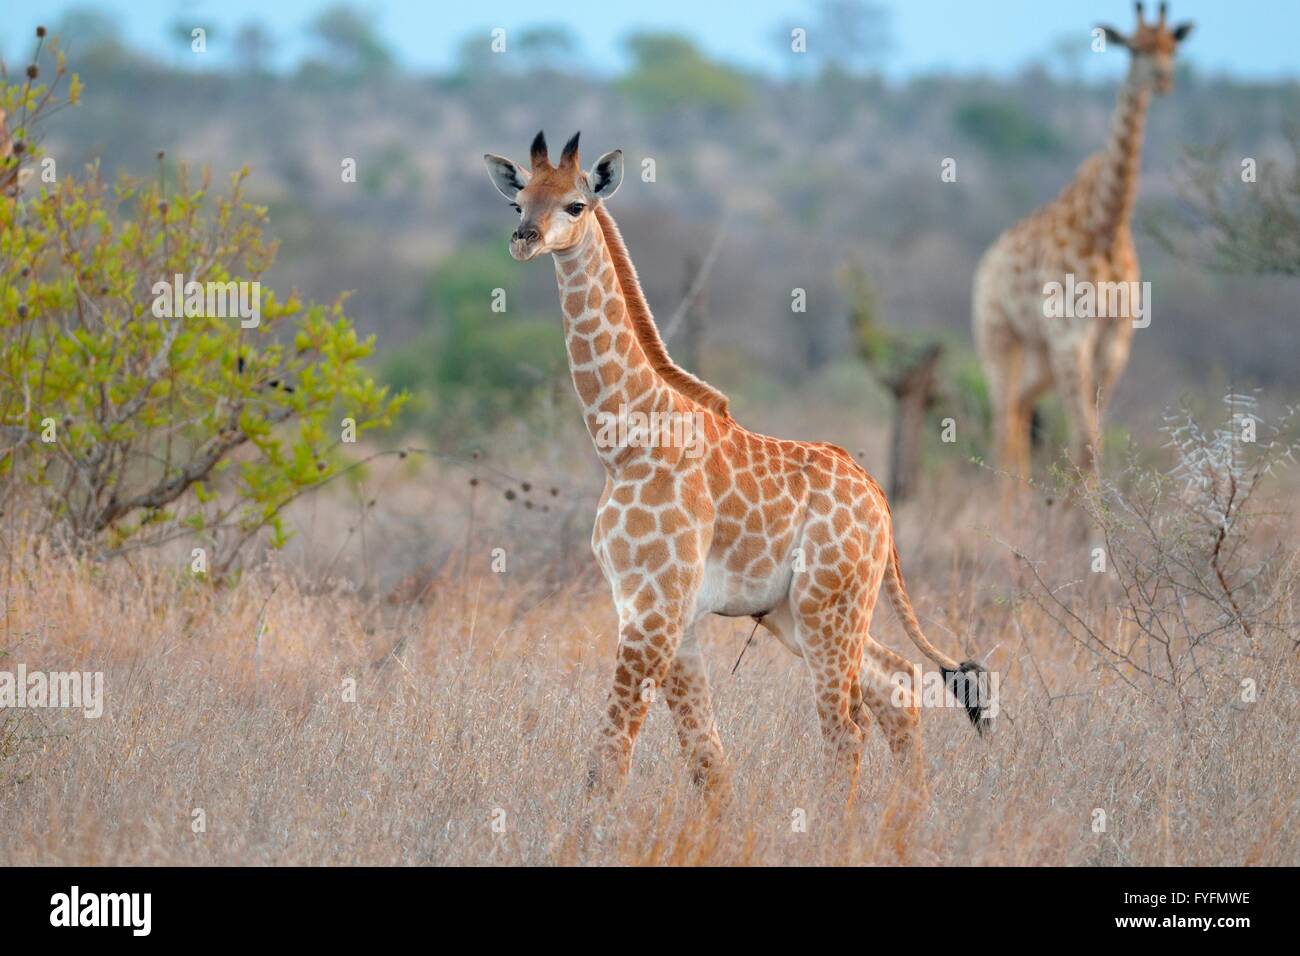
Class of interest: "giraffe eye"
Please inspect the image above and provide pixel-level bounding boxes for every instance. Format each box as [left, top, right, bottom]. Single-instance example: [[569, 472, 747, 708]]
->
[[566, 203, 586, 217]]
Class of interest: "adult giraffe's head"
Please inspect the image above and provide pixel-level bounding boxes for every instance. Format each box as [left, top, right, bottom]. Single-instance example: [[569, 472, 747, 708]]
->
[[483, 131, 624, 261], [1099, 1, 1193, 95]]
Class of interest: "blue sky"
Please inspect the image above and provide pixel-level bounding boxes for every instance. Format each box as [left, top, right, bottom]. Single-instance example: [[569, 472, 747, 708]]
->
[[6, 0, 1298, 80]]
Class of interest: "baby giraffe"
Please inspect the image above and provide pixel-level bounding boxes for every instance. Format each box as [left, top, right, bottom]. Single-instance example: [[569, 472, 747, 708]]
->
[[484, 132, 987, 801]]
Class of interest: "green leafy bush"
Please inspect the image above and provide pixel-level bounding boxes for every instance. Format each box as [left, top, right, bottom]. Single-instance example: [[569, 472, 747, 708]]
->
[[954, 100, 1060, 158], [619, 33, 752, 113], [383, 244, 564, 438], [1, 50, 404, 573]]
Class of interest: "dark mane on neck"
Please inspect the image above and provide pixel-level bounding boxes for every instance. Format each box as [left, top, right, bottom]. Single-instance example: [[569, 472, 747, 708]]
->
[[593, 203, 732, 420]]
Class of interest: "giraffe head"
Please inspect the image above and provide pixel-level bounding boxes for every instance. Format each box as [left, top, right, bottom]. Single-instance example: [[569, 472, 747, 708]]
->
[[483, 131, 624, 261], [1099, 2, 1193, 95]]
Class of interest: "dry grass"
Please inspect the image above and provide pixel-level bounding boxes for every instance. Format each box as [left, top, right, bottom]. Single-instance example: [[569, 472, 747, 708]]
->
[[1, 462, 1297, 866]]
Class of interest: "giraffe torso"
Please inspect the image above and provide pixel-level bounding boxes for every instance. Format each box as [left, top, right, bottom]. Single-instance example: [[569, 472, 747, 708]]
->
[[590, 424, 893, 639], [974, 153, 1140, 356]]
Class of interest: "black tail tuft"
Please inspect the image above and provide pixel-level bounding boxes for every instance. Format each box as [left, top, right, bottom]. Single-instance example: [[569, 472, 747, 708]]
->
[[942, 660, 993, 736]]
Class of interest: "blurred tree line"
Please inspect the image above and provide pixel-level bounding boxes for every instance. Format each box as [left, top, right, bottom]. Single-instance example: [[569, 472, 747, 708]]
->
[[19, 1, 1297, 477]]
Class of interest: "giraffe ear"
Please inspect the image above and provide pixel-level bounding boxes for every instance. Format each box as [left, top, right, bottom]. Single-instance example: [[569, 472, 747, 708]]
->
[[1098, 25, 1129, 49], [483, 153, 529, 200], [1172, 21, 1194, 42], [587, 149, 624, 201]]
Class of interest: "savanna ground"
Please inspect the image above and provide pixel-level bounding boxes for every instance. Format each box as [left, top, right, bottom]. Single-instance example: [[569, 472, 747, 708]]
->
[[2, 407, 1296, 866]]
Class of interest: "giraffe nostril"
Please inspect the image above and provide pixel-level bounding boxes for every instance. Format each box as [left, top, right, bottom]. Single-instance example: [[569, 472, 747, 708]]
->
[[514, 226, 540, 243]]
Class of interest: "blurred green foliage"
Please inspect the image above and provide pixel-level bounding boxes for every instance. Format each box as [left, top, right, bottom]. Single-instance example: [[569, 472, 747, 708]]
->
[[619, 33, 752, 113], [516, 25, 579, 72], [309, 4, 393, 76], [954, 100, 1061, 158], [1146, 129, 1300, 276], [383, 245, 565, 437]]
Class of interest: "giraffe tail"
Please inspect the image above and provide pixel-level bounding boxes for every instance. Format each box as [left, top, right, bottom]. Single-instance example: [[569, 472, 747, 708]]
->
[[885, 541, 992, 735]]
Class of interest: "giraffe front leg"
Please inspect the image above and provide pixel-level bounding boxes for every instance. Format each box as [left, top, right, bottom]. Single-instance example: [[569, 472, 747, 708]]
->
[[662, 640, 729, 796], [587, 613, 681, 798]]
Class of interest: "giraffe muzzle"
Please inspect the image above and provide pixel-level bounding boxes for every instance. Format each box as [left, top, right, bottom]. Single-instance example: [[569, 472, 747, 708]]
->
[[509, 227, 543, 261]]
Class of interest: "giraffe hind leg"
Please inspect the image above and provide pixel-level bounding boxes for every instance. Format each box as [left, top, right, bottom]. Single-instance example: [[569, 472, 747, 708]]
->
[[1014, 348, 1051, 473], [858, 637, 927, 797], [662, 641, 729, 796], [792, 599, 867, 806], [1049, 343, 1102, 479], [859, 635, 930, 861], [850, 673, 873, 734]]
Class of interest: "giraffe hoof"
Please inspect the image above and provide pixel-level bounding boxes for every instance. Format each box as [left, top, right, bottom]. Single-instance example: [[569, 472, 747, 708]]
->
[[689, 764, 733, 802]]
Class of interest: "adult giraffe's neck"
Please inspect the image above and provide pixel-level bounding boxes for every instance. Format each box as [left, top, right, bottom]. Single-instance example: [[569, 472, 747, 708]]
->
[[550, 209, 674, 470], [1086, 63, 1151, 245]]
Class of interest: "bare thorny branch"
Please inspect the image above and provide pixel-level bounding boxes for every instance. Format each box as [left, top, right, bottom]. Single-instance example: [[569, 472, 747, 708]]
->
[[1001, 394, 1299, 723]]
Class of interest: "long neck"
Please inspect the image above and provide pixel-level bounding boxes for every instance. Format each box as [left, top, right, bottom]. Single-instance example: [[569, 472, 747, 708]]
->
[[551, 214, 674, 470], [1087, 63, 1151, 242]]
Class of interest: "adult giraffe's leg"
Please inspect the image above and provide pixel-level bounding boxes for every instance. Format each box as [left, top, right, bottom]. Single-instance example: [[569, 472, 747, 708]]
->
[[995, 349, 1031, 517], [1004, 396, 1032, 485], [662, 637, 728, 793], [977, 314, 1028, 518], [985, 332, 1026, 479], [1050, 342, 1102, 478], [977, 303, 1024, 476], [1094, 320, 1134, 417], [1010, 348, 1050, 480]]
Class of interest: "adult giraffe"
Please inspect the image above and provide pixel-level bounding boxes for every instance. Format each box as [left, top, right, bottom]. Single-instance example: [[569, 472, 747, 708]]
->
[[484, 132, 987, 800], [973, 2, 1192, 482]]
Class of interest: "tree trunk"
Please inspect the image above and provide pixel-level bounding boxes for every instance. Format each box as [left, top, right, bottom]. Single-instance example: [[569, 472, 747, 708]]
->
[[887, 343, 943, 503]]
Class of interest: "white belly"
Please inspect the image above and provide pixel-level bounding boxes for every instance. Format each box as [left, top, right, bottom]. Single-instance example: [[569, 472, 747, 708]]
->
[[692, 557, 793, 623]]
